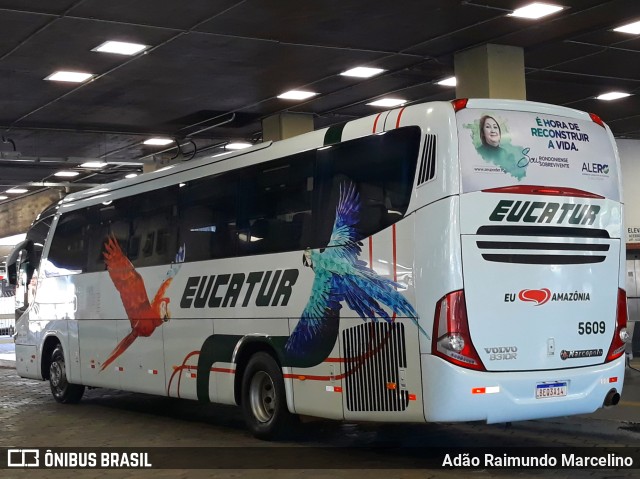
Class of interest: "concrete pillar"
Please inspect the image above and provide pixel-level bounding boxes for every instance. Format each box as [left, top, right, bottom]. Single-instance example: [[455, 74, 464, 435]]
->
[[262, 113, 314, 142], [454, 44, 526, 100]]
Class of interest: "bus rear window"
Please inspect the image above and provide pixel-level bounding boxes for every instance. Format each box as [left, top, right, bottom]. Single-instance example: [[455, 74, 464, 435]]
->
[[456, 109, 620, 201]]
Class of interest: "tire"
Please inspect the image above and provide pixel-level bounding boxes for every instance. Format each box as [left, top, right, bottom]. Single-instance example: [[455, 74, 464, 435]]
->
[[49, 344, 85, 404], [241, 352, 295, 440]]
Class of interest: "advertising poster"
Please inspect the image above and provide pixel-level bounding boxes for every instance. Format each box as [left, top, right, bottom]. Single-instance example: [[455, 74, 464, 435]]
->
[[457, 109, 620, 202]]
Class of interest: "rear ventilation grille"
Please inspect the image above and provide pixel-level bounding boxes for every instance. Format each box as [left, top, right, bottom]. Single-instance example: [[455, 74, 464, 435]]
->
[[476, 232, 610, 265], [342, 322, 409, 412], [417, 134, 436, 185], [476, 225, 610, 239]]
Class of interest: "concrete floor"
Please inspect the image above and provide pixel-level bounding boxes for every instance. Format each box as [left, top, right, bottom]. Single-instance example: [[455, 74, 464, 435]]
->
[[0, 339, 639, 478]]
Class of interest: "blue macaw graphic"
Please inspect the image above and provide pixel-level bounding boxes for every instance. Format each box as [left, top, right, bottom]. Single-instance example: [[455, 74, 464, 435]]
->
[[285, 182, 428, 357]]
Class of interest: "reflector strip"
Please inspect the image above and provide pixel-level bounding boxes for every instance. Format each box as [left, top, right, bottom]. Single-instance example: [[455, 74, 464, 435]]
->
[[408, 394, 417, 401], [190, 373, 197, 379], [609, 377, 618, 383], [472, 386, 500, 394], [386, 382, 397, 390], [325, 386, 343, 393], [148, 369, 158, 375]]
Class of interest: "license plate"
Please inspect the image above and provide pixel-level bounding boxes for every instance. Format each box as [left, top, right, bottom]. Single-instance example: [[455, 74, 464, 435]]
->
[[536, 381, 567, 399]]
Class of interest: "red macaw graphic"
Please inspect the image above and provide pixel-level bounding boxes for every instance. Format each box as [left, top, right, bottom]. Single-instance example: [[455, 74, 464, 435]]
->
[[100, 236, 182, 371]]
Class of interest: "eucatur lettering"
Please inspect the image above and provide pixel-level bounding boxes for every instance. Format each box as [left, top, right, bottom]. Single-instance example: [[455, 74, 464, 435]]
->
[[180, 269, 299, 309], [489, 200, 600, 225]]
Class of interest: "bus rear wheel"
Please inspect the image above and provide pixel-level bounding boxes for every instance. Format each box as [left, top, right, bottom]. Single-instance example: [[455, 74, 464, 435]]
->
[[49, 344, 85, 404], [241, 352, 294, 440]]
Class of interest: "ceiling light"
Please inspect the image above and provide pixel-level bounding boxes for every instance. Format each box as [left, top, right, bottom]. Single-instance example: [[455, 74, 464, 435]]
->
[[0, 196, 7, 200], [596, 91, 631, 101], [54, 171, 80, 177], [125, 173, 138, 179], [45, 71, 94, 83], [509, 2, 564, 19], [226, 142, 252, 150], [614, 21, 640, 35], [277, 90, 318, 100], [6, 188, 28, 194], [340, 67, 385, 78], [80, 161, 106, 168], [92, 40, 149, 56], [366, 98, 407, 107], [437, 76, 457, 87], [143, 138, 174, 146]]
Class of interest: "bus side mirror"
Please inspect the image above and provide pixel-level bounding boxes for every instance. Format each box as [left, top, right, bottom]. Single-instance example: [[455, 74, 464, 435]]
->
[[7, 262, 17, 285], [6, 239, 31, 286]]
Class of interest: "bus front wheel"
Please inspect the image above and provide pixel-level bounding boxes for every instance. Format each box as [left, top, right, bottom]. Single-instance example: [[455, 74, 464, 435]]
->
[[49, 345, 85, 404], [241, 352, 294, 440]]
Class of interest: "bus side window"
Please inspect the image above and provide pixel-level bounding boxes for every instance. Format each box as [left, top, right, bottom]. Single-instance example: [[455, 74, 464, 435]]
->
[[314, 126, 420, 243], [142, 232, 155, 257], [128, 236, 140, 261], [178, 176, 238, 262], [47, 213, 89, 276], [236, 151, 316, 255]]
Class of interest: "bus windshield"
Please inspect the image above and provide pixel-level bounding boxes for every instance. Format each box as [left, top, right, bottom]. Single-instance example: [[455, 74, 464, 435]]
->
[[456, 108, 620, 201]]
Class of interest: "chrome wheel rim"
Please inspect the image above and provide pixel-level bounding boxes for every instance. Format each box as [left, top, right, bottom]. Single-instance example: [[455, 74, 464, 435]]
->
[[249, 371, 276, 423], [50, 359, 65, 391]]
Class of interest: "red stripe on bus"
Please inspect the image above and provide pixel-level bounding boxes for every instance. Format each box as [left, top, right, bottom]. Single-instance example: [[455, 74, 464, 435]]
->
[[372, 113, 382, 133], [392, 224, 397, 283], [392, 223, 397, 321], [284, 373, 337, 381], [395, 107, 406, 128], [369, 236, 373, 268], [211, 367, 235, 374], [167, 350, 201, 399]]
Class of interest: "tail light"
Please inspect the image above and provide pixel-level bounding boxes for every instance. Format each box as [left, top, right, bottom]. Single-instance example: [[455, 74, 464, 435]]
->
[[451, 98, 468, 112], [432, 290, 485, 371], [606, 288, 630, 362], [589, 112, 606, 128], [482, 184, 603, 199]]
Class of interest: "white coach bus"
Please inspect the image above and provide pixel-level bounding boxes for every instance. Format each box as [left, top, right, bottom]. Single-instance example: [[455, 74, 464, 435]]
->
[[9, 99, 629, 439]]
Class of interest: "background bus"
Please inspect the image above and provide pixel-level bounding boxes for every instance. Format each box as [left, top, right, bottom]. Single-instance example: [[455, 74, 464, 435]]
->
[[9, 98, 628, 438]]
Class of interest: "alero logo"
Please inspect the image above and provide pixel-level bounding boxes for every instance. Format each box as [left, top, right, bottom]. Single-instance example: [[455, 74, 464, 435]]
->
[[517, 289, 551, 306]]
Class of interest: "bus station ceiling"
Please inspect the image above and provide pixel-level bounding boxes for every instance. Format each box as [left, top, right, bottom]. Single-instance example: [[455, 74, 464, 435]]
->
[[1, 0, 640, 195]]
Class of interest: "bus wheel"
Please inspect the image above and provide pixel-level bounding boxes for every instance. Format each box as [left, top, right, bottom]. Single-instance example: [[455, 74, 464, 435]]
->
[[241, 352, 293, 440], [49, 345, 85, 404]]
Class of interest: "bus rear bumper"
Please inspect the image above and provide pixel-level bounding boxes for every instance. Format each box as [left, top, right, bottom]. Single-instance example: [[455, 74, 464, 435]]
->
[[421, 354, 625, 424]]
